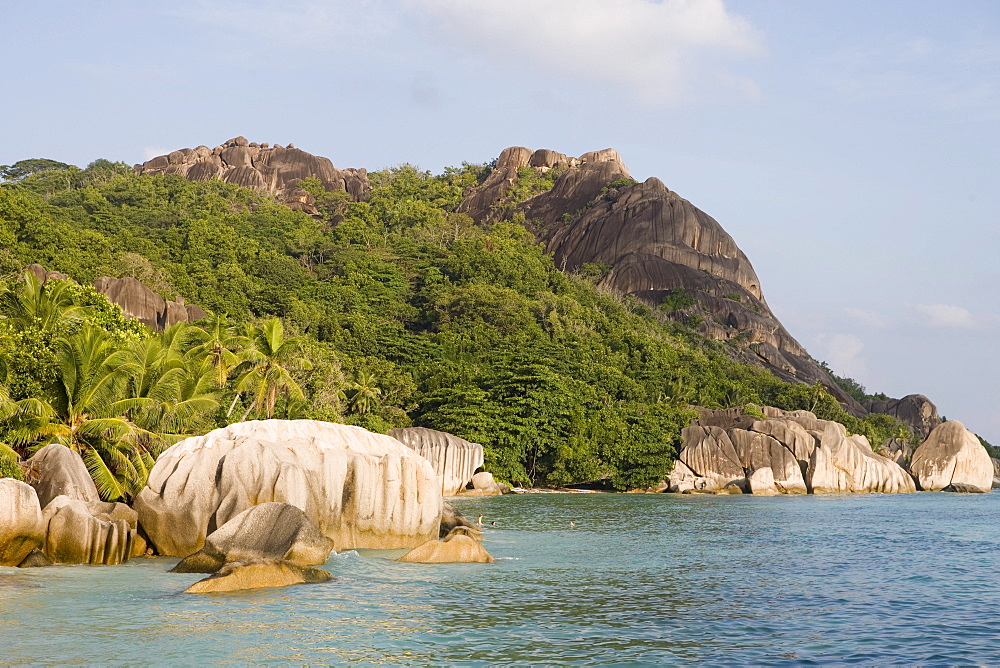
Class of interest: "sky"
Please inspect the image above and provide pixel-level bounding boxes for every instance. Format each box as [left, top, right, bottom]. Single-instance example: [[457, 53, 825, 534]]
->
[[2, 0, 998, 442]]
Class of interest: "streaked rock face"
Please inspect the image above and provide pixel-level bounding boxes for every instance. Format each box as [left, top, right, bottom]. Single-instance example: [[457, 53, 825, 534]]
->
[[864, 394, 942, 439], [457, 146, 863, 412], [388, 427, 484, 496], [910, 420, 993, 493], [134, 420, 443, 557], [807, 424, 916, 494], [0, 480, 46, 567], [93, 276, 207, 331], [136, 137, 371, 211], [674, 407, 914, 495], [41, 496, 146, 565]]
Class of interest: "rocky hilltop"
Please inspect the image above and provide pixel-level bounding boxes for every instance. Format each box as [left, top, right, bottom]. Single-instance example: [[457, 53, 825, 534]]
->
[[133, 138, 946, 434], [458, 146, 862, 412], [136, 137, 370, 215]]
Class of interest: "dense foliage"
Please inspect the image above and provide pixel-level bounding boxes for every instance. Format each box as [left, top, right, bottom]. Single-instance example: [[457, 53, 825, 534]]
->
[[0, 159, 914, 495]]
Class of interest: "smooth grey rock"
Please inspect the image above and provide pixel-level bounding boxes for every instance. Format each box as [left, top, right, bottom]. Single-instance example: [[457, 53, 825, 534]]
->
[[24, 443, 100, 509], [172, 502, 334, 573]]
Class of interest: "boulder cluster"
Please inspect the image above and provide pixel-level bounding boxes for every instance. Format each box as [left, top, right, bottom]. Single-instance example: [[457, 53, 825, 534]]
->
[[136, 137, 370, 215], [668, 407, 993, 495], [1, 420, 498, 592], [26, 264, 207, 332]]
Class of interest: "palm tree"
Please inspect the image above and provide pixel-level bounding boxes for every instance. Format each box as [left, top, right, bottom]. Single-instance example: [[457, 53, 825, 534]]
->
[[0, 271, 89, 330], [233, 318, 312, 420], [342, 370, 382, 415], [185, 314, 248, 388]]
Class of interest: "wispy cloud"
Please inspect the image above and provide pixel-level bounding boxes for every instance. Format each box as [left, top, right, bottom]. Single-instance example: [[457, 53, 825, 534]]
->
[[912, 303, 975, 328], [410, 0, 764, 105], [814, 332, 868, 379], [844, 307, 889, 330]]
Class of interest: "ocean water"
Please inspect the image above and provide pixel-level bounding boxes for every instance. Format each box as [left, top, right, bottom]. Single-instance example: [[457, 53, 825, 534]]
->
[[2, 492, 999, 665]]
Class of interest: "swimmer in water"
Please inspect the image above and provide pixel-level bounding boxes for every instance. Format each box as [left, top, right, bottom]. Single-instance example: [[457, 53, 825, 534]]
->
[[477, 514, 484, 526], [491, 521, 497, 526], [569, 521, 576, 528]]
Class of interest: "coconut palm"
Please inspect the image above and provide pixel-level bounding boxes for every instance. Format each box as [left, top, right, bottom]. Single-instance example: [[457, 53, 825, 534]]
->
[[185, 314, 248, 388], [342, 370, 382, 415], [0, 271, 89, 330], [233, 318, 312, 420]]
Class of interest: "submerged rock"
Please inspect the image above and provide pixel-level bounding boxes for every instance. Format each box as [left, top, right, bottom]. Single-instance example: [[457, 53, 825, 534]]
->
[[388, 427, 484, 496], [0, 479, 46, 567], [134, 420, 443, 557], [183, 560, 332, 594], [910, 421, 993, 493], [172, 502, 334, 574], [397, 533, 494, 564]]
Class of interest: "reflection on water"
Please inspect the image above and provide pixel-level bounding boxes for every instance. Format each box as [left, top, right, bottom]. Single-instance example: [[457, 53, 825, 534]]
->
[[2, 493, 999, 664]]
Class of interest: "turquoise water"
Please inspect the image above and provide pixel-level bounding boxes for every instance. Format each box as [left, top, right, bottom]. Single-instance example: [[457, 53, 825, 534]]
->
[[2, 492, 999, 665]]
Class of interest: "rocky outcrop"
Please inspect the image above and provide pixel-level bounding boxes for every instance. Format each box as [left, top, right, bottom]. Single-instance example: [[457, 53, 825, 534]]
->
[[457, 147, 864, 413], [439, 501, 480, 538], [41, 496, 146, 565], [910, 421, 993, 493], [992, 458, 1000, 490], [673, 407, 913, 494], [0, 479, 46, 567], [864, 394, 942, 439], [94, 277, 207, 331], [807, 424, 916, 494], [183, 560, 332, 594], [24, 444, 100, 509], [397, 532, 494, 564], [134, 420, 443, 557], [136, 137, 371, 212], [462, 471, 507, 496], [387, 427, 484, 496], [24, 265, 206, 333], [172, 502, 334, 574]]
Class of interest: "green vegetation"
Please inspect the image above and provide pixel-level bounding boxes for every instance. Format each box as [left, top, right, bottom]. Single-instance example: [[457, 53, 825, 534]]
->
[[0, 159, 914, 494]]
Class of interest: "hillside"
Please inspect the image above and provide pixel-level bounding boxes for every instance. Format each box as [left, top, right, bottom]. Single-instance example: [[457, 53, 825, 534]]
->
[[0, 146, 919, 496]]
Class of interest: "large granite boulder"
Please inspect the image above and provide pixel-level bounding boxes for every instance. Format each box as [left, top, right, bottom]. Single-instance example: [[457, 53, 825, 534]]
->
[[807, 423, 916, 494], [184, 560, 332, 594], [397, 533, 494, 564], [172, 502, 334, 573], [864, 394, 942, 439], [992, 458, 1000, 490], [134, 420, 443, 557], [24, 444, 100, 509], [677, 426, 746, 492], [457, 147, 864, 413], [910, 421, 993, 493], [0, 479, 46, 567], [41, 496, 146, 565], [728, 429, 807, 494], [94, 276, 206, 332], [137, 137, 371, 209], [387, 427, 484, 496]]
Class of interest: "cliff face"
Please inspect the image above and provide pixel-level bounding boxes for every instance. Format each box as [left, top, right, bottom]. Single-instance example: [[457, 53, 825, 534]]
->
[[457, 146, 863, 413], [136, 137, 370, 214]]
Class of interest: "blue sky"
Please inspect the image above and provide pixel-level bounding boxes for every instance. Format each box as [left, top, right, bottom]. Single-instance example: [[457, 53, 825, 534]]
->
[[3, 0, 999, 442]]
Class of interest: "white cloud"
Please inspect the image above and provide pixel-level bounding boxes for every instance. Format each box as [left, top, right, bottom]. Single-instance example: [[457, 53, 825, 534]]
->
[[403, 0, 764, 105], [814, 333, 868, 379], [844, 307, 889, 330], [912, 303, 975, 329]]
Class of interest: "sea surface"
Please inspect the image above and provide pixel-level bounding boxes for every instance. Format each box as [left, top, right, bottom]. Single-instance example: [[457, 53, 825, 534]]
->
[[2, 492, 999, 665]]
